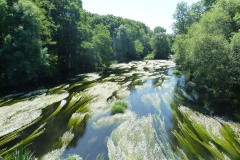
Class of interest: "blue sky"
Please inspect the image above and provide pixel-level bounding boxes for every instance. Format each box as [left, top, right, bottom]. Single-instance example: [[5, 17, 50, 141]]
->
[[82, 0, 199, 33]]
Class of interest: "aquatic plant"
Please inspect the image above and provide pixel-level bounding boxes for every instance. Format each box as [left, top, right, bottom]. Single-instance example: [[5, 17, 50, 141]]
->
[[41, 130, 74, 160], [141, 93, 160, 110], [173, 70, 181, 75], [132, 79, 144, 86], [1, 123, 46, 157], [67, 82, 83, 91], [88, 136, 98, 144], [85, 82, 120, 116], [0, 92, 69, 137], [95, 153, 105, 160], [134, 82, 151, 91], [144, 53, 155, 60], [67, 113, 89, 130], [107, 115, 184, 160], [62, 93, 92, 116], [111, 101, 128, 114], [93, 110, 136, 129], [2, 147, 35, 160], [172, 106, 240, 159], [62, 154, 82, 160], [48, 84, 68, 93], [43, 100, 66, 123]]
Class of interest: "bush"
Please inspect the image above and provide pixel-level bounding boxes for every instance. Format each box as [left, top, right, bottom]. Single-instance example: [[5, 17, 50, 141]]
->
[[111, 101, 128, 114]]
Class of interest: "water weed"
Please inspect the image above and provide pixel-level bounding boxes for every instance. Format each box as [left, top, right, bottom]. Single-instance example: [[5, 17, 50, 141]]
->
[[111, 101, 128, 114]]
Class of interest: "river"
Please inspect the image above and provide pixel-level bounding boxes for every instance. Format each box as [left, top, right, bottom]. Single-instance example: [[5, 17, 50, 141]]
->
[[0, 60, 239, 160]]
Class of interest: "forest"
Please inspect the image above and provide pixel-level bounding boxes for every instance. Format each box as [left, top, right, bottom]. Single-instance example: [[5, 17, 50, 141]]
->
[[0, 0, 172, 89]]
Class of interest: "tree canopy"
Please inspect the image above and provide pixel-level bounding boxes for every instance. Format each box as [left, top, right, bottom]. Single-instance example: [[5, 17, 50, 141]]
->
[[172, 0, 240, 104]]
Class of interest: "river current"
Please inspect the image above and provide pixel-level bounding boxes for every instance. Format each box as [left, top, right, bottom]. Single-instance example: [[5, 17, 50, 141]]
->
[[0, 60, 239, 160]]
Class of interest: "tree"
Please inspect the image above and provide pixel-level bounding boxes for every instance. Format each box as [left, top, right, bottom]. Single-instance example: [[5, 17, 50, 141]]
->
[[47, 0, 83, 73], [153, 26, 166, 33], [188, 2, 205, 23], [173, 1, 205, 35], [92, 24, 113, 67], [202, 0, 217, 9], [0, 0, 52, 86], [113, 25, 135, 61], [134, 40, 144, 59], [173, 0, 240, 100], [0, 0, 7, 42], [173, 2, 189, 34], [229, 32, 240, 92], [151, 26, 170, 59]]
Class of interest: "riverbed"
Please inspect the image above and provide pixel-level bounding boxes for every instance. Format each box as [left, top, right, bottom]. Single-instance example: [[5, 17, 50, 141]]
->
[[0, 60, 239, 160]]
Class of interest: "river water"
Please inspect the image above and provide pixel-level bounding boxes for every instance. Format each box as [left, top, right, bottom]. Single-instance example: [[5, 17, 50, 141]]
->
[[0, 60, 239, 160]]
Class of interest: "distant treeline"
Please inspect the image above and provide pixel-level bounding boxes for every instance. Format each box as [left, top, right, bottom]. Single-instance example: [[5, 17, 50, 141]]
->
[[0, 0, 173, 88], [172, 0, 240, 106]]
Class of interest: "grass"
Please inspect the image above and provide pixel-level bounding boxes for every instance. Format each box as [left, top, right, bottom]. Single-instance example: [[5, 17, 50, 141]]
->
[[111, 101, 128, 114]]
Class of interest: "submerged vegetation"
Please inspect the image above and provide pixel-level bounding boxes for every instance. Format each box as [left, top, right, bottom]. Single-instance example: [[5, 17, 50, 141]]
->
[[0, 60, 240, 159], [2, 147, 35, 160], [111, 101, 128, 114], [173, 106, 240, 159]]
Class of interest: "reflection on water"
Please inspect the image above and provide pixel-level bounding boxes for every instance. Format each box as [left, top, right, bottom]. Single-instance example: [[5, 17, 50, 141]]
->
[[0, 60, 240, 160]]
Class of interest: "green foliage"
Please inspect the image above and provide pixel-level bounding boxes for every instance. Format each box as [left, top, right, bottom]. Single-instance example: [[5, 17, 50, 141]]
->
[[111, 101, 128, 114], [202, 0, 217, 8], [113, 25, 135, 61], [173, 0, 240, 100], [0, 0, 7, 41], [63, 154, 82, 160], [173, 1, 205, 34], [173, 107, 240, 159], [228, 32, 240, 90], [92, 24, 113, 67], [151, 27, 171, 59], [173, 2, 190, 34], [0, 0, 155, 88], [173, 69, 181, 75], [0, 0, 52, 86], [3, 147, 35, 160], [134, 40, 144, 59], [144, 53, 155, 60]]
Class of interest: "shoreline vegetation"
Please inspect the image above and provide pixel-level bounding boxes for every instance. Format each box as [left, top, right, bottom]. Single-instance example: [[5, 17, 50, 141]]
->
[[172, 0, 240, 114]]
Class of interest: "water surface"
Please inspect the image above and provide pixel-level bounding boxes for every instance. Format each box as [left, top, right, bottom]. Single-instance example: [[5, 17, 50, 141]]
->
[[0, 60, 239, 160]]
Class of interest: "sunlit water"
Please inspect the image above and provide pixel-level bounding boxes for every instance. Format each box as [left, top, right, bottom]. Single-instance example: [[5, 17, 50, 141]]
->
[[0, 60, 239, 160]]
